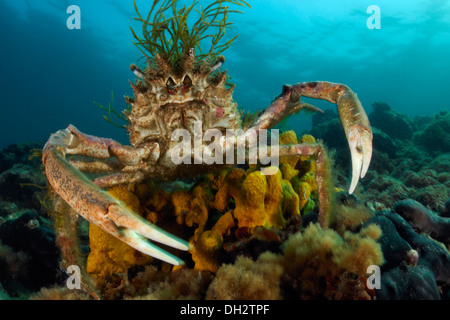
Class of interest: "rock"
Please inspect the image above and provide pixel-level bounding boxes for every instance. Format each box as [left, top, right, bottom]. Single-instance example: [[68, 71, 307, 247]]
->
[[403, 169, 439, 188], [443, 199, 450, 219], [372, 128, 397, 158], [425, 154, 450, 174], [364, 214, 412, 270], [309, 112, 350, 171], [414, 111, 450, 154], [311, 109, 337, 127], [0, 143, 42, 173], [369, 102, 413, 140], [394, 199, 450, 245], [0, 164, 45, 210], [415, 185, 448, 213], [370, 209, 450, 300], [0, 283, 10, 299], [0, 211, 62, 296], [378, 264, 441, 300], [0, 142, 46, 218], [310, 117, 347, 150], [364, 175, 411, 208]]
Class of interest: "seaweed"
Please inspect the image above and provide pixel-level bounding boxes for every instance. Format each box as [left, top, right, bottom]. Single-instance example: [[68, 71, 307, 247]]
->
[[130, 0, 251, 67], [93, 92, 131, 129]]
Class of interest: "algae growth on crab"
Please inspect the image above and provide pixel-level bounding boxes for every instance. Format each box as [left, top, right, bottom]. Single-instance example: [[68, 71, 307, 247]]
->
[[0, 0, 449, 303]]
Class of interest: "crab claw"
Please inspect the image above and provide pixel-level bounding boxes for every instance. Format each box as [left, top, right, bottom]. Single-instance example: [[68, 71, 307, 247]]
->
[[43, 130, 189, 265], [104, 204, 189, 265], [336, 87, 373, 194], [290, 82, 373, 194], [346, 124, 373, 194]]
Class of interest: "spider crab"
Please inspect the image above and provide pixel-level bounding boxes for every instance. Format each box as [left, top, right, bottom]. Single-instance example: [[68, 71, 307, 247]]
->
[[42, 1, 372, 267]]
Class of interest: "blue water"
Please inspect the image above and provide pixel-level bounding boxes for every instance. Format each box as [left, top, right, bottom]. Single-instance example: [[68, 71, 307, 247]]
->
[[0, 0, 449, 149]]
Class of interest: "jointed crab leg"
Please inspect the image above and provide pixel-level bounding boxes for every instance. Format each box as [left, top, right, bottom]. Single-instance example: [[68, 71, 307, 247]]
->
[[69, 157, 124, 173], [291, 82, 372, 194], [63, 125, 160, 166], [252, 82, 373, 194], [93, 171, 145, 188], [42, 127, 189, 265]]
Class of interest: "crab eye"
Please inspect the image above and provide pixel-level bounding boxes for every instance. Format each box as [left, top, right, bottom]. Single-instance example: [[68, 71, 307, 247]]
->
[[183, 75, 193, 89], [166, 77, 176, 89], [166, 77, 177, 95]]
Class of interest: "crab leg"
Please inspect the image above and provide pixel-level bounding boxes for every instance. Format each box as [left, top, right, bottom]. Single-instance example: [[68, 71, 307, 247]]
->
[[51, 196, 101, 299], [62, 124, 160, 165], [69, 157, 124, 173], [93, 171, 145, 188], [251, 82, 373, 194], [43, 128, 189, 265], [291, 82, 372, 194]]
